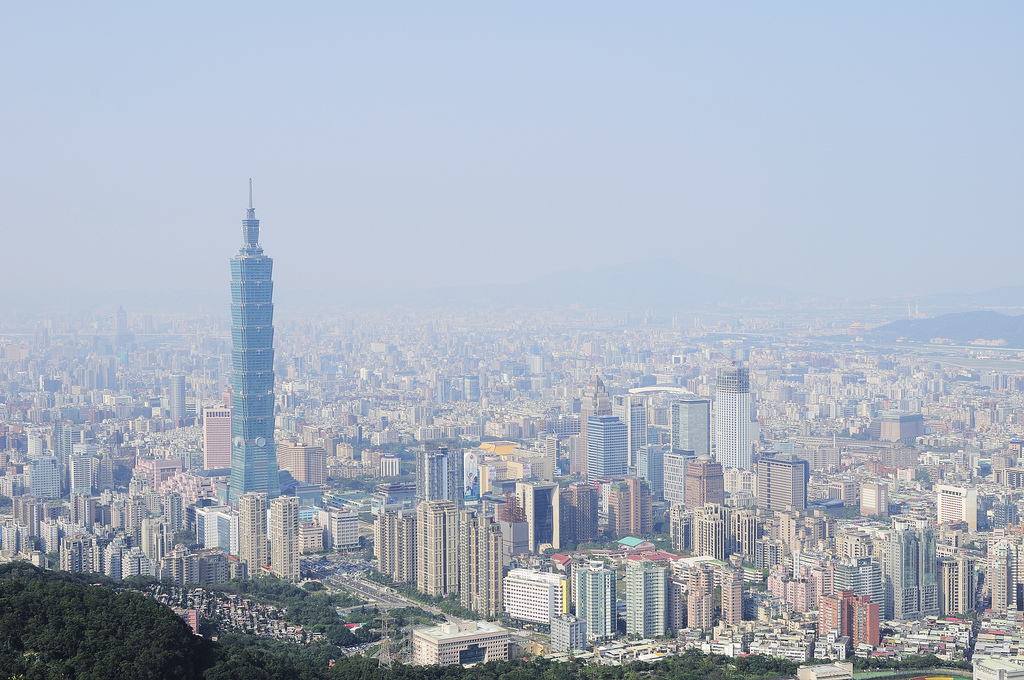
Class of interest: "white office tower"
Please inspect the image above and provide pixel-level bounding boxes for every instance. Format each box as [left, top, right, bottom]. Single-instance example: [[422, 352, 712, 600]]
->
[[936, 485, 978, 530], [574, 562, 616, 640], [269, 496, 300, 582], [28, 456, 61, 499], [502, 568, 568, 624], [671, 398, 711, 455], [625, 559, 668, 638], [612, 394, 648, 469], [68, 455, 95, 495], [714, 367, 751, 470]]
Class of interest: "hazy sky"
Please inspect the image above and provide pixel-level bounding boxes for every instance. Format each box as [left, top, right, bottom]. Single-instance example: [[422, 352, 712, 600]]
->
[[2, 3, 1022, 300]]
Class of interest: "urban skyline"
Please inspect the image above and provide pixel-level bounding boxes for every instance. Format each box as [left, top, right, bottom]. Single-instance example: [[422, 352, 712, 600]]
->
[[3, 4, 1024, 678]]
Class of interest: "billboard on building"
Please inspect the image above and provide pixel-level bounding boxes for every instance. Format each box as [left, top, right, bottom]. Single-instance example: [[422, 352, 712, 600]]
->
[[464, 450, 480, 502]]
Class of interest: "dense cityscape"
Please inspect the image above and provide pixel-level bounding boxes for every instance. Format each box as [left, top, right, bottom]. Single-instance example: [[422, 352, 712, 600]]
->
[[3, 193, 1024, 680], [3, 3, 1024, 679]]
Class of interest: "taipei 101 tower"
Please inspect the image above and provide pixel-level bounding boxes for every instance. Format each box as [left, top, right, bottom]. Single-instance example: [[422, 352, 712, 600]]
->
[[229, 181, 280, 504]]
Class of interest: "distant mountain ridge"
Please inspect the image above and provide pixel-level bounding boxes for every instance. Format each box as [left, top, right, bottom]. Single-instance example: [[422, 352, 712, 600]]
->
[[870, 311, 1024, 347]]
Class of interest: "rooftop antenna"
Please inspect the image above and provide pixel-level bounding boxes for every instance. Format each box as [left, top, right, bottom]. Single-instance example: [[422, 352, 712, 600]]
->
[[248, 178, 253, 209]]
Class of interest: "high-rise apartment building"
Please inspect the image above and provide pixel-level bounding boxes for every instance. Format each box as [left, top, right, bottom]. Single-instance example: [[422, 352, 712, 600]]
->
[[936, 485, 978, 530], [756, 453, 809, 511], [852, 596, 880, 647], [987, 540, 1015, 614], [417, 500, 459, 597], [721, 568, 744, 625], [229, 186, 280, 504], [460, 509, 503, 619], [269, 496, 299, 582], [68, 455, 95, 496], [169, 374, 186, 424], [834, 557, 885, 616], [669, 504, 693, 553], [562, 482, 598, 544], [578, 375, 612, 478], [819, 589, 855, 639], [625, 559, 668, 638], [608, 477, 652, 537], [671, 398, 710, 456], [612, 394, 647, 470], [820, 590, 879, 647], [375, 509, 417, 584], [516, 481, 560, 551], [203, 406, 233, 470], [416, 446, 463, 507], [684, 454, 724, 509], [636, 444, 665, 500], [939, 555, 976, 616], [238, 492, 268, 577], [574, 562, 616, 640], [885, 518, 938, 620], [859, 482, 889, 517], [687, 564, 715, 631], [586, 415, 627, 482], [714, 367, 751, 470], [732, 510, 761, 561], [694, 503, 730, 561]]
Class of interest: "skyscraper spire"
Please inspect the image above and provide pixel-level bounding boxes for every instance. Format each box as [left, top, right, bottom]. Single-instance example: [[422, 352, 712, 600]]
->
[[242, 179, 259, 247]]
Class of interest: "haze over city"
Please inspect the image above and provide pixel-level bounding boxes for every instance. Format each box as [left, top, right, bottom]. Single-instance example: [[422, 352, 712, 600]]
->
[[2, 3, 1023, 302]]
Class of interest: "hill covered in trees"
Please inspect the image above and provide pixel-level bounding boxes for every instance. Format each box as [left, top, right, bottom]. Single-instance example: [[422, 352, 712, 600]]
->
[[0, 562, 966, 680]]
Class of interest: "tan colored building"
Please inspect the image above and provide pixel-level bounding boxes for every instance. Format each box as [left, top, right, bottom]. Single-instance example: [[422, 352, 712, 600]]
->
[[375, 509, 417, 584], [299, 520, 324, 554], [694, 503, 730, 561], [940, 554, 975, 616], [269, 496, 300, 582], [797, 662, 853, 680], [721, 568, 744, 625], [238, 492, 268, 576], [459, 509, 504, 618], [277, 441, 327, 485], [412, 621, 509, 667], [859, 482, 889, 516], [417, 500, 458, 596]]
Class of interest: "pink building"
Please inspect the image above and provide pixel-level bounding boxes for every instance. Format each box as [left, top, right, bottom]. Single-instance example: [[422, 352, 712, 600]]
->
[[136, 458, 184, 489], [203, 406, 233, 470]]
